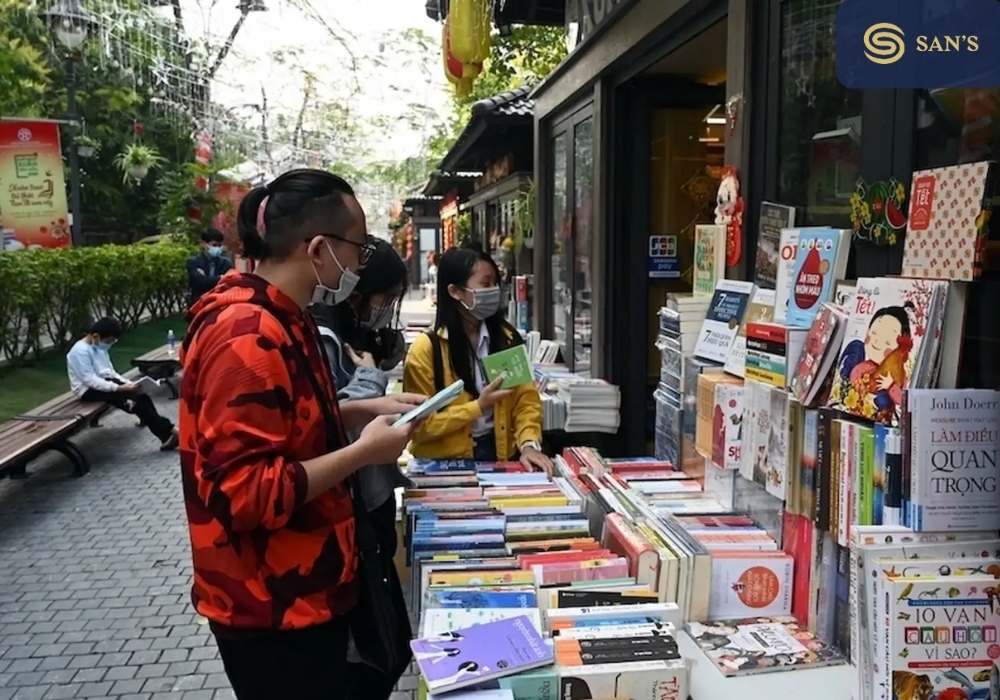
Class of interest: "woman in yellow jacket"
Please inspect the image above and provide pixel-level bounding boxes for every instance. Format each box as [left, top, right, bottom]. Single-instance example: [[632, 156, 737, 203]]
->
[[403, 247, 553, 472]]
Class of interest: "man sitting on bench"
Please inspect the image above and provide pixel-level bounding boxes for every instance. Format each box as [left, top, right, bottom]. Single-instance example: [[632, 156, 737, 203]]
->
[[66, 318, 179, 451]]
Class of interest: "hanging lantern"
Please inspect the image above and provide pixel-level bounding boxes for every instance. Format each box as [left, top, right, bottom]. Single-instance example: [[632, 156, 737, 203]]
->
[[450, 0, 490, 65], [442, 17, 463, 86]]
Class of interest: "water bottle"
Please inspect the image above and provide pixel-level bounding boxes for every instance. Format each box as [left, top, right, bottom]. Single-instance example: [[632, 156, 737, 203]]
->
[[167, 329, 177, 357]]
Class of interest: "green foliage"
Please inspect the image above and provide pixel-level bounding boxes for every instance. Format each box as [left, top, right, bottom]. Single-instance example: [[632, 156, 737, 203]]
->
[[114, 144, 166, 184], [0, 243, 194, 364], [455, 211, 472, 248], [0, 0, 50, 117], [157, 161, 233, 242]]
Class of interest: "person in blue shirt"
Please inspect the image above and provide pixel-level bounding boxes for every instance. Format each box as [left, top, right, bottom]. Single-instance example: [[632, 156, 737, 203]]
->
[[187, 228, 233, 305], [66, 317, 178, 450]]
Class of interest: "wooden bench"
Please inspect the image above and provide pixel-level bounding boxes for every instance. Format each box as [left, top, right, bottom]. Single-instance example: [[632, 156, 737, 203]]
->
[[0, 392, 110, 479], [131, 344, 182, 399]]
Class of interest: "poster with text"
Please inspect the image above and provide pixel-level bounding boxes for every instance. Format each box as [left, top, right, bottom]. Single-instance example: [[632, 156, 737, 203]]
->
[[0, 120, 70, 250]]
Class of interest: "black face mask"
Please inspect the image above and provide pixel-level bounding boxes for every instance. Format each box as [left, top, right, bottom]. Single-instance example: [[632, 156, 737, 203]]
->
[[375, 329, 405, 371]]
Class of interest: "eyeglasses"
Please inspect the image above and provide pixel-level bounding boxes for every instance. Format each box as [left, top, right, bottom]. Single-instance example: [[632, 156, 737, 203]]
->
[[320, 234, 376, 267]]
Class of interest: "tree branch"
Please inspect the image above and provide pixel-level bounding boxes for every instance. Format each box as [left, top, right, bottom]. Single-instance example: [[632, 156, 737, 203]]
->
[[207, 8, 248, 79]]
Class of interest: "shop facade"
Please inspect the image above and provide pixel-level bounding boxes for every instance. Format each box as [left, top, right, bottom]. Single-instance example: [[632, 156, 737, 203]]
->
[[531, 0, 1000, 454]]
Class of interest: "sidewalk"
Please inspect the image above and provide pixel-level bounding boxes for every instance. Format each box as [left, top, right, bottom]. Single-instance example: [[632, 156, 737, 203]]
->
[[0, 298, 436, 700]]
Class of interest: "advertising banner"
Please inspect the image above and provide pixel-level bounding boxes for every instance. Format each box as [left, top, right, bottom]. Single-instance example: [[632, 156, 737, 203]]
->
[[0, 119, 70, 250]]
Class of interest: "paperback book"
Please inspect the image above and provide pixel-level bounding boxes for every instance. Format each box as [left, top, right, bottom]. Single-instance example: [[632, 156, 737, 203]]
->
[[755, 202, 796, 289], [411, 615, 553, 694], [829, 277, 949, 425], [707, 553, 794, 619], [904, 160, 996, 281], [694, 280, 756, 364], [694, 224, 726, 297], [785, 228, 851, 328], [724, 288, 777, 378], [686, 616, 846, 676], [907, 389, 1000, 532], [774, 227, 800, 323]]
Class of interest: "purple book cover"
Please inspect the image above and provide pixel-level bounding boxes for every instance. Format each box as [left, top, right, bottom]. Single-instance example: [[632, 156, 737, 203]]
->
[[411, 614, 554, 693]]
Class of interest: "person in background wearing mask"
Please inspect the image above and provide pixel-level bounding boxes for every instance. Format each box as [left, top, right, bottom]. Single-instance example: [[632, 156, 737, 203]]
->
[[403, 247, 553, 472], [310, 238, 410, 700], [187, 228, 233, 305], [66, 317, 178, 450], [179, 169, 425, 699]]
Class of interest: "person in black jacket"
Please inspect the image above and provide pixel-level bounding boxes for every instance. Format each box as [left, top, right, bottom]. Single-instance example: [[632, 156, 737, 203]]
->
[[187, 228, 233, 305]]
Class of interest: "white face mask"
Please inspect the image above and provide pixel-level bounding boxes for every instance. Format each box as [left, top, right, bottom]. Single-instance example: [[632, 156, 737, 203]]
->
[[461, 286, 502, 321], [311, 239, 360, 306]]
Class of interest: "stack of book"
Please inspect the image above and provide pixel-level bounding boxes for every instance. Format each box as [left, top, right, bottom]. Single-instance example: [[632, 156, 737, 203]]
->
[[548, 602, 688, 699], [555, 378, 621, 433]]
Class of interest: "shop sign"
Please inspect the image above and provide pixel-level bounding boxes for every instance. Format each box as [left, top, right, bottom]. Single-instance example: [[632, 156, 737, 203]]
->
[[567, 0, 640, 50], [648, 234, 680, 278], [836, 0, 1000, 88]]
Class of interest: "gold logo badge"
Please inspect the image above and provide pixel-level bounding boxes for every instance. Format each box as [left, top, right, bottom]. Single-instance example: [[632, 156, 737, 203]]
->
[[864, 22, 906, 64]]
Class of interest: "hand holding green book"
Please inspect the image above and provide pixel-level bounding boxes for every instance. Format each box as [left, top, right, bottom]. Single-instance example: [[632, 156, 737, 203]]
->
[[482, 345, 533, 389]]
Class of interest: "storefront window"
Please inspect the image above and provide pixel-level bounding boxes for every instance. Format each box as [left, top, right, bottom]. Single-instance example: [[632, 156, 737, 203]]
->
[[551, 133, 571, 359], [778, 0, 862, 225], [914, 89, 1000, 168], [573, 118, 594, 374]]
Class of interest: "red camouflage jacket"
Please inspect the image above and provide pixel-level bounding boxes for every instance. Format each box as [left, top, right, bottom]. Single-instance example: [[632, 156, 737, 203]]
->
[[179, 272, 358, 632]]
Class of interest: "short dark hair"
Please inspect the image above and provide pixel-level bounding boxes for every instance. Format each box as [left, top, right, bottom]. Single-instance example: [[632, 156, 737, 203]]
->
[[89, 317, 122, 340], [237, 169, 357, 261], [201, 229, 224, 244]]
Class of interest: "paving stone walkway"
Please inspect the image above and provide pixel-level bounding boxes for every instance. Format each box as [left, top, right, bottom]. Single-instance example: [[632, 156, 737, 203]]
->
[[0, 294, 437, 700], [0, 393, 231, 700]]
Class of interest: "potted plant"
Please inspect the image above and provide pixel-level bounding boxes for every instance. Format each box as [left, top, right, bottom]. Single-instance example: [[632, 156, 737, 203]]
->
[[114, 144, 164, 184], [75, 135, 99, 158]]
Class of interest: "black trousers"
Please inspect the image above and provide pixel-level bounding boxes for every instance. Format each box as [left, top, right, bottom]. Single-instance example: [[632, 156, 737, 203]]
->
[[214, 617, 350, 700], [344, 496, 409, 700], [80, 389, 174, 442], [473, 433, 498, 461]]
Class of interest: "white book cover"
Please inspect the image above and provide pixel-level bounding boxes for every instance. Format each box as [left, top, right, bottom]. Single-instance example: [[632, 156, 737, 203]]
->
[[724, 288, 776, 377], [849, 529, 1000, 700], [708, 554, 794, 619], [694, 280, 756, 364], [558, 659, 687, 700], [765, 389, 790, 500], [908, 389, 1000, 532], [773, 227, 801, 323], [740, 380, 771, 485], [888, 576, 999, 700]]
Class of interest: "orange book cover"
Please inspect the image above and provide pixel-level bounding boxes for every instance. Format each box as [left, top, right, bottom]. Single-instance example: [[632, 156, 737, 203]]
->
[[519, 549, 615, 570]]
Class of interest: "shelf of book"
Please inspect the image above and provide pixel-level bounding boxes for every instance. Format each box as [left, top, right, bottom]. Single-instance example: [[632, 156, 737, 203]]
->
[[679, 632, 853, 700]]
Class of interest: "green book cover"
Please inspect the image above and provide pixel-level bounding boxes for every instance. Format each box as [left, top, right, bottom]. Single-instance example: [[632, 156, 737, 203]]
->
[[858, 425, 875, 526], [482, 344, 533, 389]]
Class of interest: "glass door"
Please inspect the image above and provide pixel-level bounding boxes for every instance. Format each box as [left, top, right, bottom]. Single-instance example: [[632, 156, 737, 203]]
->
[[548, 105, 594, 374]]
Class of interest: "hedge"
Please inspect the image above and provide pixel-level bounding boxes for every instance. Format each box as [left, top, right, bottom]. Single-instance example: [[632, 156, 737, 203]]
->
[[0, 242, 195, 365]]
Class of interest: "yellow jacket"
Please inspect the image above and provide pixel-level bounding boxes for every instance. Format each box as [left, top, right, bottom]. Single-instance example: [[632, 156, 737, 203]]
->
[[402, 327, 543, 460]]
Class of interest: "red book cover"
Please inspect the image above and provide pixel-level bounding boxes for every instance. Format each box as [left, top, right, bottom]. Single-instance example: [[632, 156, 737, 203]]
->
[[515, 276, 528, 302], [519, 548, 615, 570], [601, 514, 660, 587], [781, 511, 815, 625], [789, 304, 845, 407]]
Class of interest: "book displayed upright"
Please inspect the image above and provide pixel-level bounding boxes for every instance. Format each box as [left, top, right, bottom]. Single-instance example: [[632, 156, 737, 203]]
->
[[693, 224, 727, 297], [694, 280, 756, 364], [755, 202, 797, 289], [724, 288, 777, 378], [903, 160, 996, 281], [906, 389, 1000, 531], [774, 227, 801, 323], [785, 228, 851, 329], [829, 277, 949, 425], [707, 552, 794, 619]]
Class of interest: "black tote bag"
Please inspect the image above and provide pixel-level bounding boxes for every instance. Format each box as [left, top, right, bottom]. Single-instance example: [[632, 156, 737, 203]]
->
[[278, 319, 413, 679]]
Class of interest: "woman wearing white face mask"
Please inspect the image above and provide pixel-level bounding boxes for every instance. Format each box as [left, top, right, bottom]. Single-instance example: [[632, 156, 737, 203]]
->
[[403, 247, 553, 473], [309, 238, 412, 700], [178, 169, 426, 699]]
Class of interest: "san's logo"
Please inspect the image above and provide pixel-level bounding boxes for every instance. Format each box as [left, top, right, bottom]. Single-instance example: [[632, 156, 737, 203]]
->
[[863, 22, 906, 64]]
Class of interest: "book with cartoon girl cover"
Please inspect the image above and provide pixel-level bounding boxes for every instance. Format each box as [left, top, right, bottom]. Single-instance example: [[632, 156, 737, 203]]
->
[[412, 615, 554, 693], [828, 278, 947, 426]]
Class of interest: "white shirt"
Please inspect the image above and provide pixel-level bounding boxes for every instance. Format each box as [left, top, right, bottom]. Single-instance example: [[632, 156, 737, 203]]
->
[[471, 323, 494, 438], [66, 338, 126, 397]]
